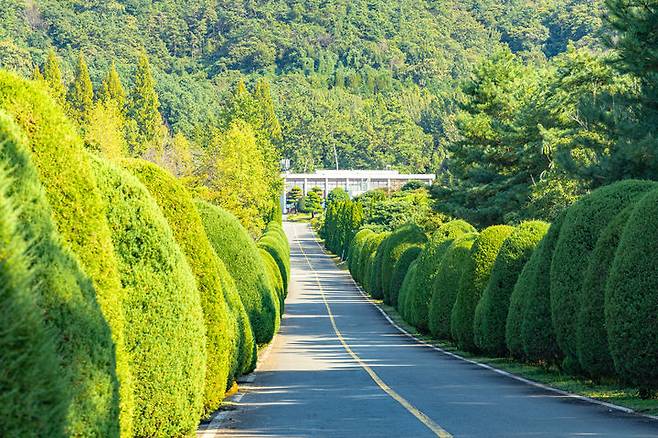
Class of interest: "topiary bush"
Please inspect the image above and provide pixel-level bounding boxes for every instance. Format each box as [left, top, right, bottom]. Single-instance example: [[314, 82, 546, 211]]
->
[[474, 221, 549, 356], [0, 164, 69, 438], [403, 220, 476, 332], [391, 246, 423, 315], [0, 71, 132, 436], [428, 233, 478, 340], [0, 102, 124, 435], [123, 159, 234, 415], [91, 156, 207, 437], [550, 180, 655, 374], [197, 200, 280, 345], [356, 231, 381, 288], [348, 229, 374, 282], [577, 207, 634, 378], [377, 223, 427, 307], [260, 248, 285, 313], [364, 232, 391, 297], [516, 216, 565, 364], [451, 225, 514, 352], [606, 187, 658, 394], [258, 224, 290, 293]]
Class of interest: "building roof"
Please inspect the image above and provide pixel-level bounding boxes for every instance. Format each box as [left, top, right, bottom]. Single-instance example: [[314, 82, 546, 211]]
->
[[283, 169, 435, 180]]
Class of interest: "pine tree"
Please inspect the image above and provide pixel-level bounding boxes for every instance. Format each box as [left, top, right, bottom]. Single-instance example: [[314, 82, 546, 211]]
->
[[100, 61, 126, 110], [43, 49, 66, 105], [68, 52, 94, 124], [32, 65, 44, 81], [128, 52, 163, 154]]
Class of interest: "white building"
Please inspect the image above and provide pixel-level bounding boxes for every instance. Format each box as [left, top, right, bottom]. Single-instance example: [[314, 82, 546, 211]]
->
[[282, 169, 435, 212]]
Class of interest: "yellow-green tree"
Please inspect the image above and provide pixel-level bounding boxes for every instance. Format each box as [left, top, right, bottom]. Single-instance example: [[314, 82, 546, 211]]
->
[[68, 52, 93, 125], [99, 61, 126, 110], [205, 120, 269, 235], [127, 53, 165, 155], [84, 101, 128, 161], [43, 49, 66, 105]]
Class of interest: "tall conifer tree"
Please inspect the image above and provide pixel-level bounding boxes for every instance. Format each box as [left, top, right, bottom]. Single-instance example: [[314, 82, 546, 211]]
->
[[128, 53, 163, 154], [100, 61, 126, 110], [69, 52, 94, 124], [43, 49, 66, 105]]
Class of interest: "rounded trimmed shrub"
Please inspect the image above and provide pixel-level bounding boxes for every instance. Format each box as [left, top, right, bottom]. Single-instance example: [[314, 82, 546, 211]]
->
[[123, 159, 234, 414], [577, 207, 634, 378], [0, 164, 68, 438], [377, 224, 428, 307], [403, 220, 476, 332], [91, 156, 207, 437], [363, 232, 390, 296], [451, 225, 514, 352], [474, 221, 549, 356], [260, 247, 285, 313], [197, 200, 280, 344], [0, 72, 132, 435], [348, 228, 374, 282], [0, 101, 124, 435], [258, 222, 290, 292], [606, 187, 658, 393], [516, 216, 565, 364], [550, 180, 655, 373], [400, 260, 420, 316], [392, 246, 423, 314], [428, 233, 478, 340]]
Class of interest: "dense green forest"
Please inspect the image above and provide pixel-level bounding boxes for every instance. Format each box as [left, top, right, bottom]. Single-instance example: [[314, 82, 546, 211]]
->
[[1, 0, 656, 226]]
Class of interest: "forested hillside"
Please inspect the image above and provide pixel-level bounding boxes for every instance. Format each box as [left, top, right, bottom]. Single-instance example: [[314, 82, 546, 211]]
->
[[0, 0, 604, 173]]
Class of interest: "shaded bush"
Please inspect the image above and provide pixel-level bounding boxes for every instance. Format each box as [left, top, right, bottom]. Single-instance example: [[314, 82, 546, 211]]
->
[[400, 260, 419, 317], [91, 156, 206, 437], [360, 231, 391, 298], [0, 164, 68, 438], [260, 248, 285, 312], [0, 83, 126, 435], [258, 223, 290, 293], [124, 159, 234, 414], [392, 246, 423, 315], [516, 216, 565, 364], [428, 233, 478, 340], [197, 200, 280, 344], [578, 207, 634, 379], [451, 225, 514, 352], [377, 223, 428, 307], [403, 220, 476, 332], [474, 221, 549, 356], [550, 180, 655, 373], [348, 229, 374, 282], [606, 187, 658, 393]]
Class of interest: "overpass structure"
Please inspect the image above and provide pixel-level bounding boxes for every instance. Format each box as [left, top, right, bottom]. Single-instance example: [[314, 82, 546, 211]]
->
[[282, 169, 435, 212]]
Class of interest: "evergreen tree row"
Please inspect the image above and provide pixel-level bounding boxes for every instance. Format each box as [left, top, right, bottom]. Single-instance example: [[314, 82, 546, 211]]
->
[[323, 180, 658, 399], [0, 72, 290, 437]]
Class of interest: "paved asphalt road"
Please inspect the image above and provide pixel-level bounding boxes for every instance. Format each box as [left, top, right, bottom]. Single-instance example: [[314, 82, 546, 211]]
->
[[202, 221, 658, 437]]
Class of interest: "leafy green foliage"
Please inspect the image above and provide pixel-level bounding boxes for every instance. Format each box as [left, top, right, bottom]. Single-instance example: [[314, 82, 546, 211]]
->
[[517, 216, 565, 364], [391, 246, 423, 313], [606, 187, 658, 393], [258, 221, 291, 293], [348, 229, 375, 282], [123, 159, 234, 414], [402, 220, 476, 332], [474, 221, 549, 356], [260, 248, 285, 313], [0, 73, 130, 436], [428, 233, 479, 340], [197, 201, 280, 345], [578, 206, 633, 378], [91, 156, 206, 437], [363, 232, 391, 296], [451, 225, 515, 352], [0, 126, 68, 438], [550, 180, 655, 373]]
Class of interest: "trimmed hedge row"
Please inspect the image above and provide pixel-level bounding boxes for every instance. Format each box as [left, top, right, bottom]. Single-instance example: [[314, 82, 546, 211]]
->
[[428, 233, 479, 340], [0, 73, 288, 436], [327, 178, 658, 396], [402, 220, 476, 332], [474, 221, 548, 356], [197, 200, 280, 345], [123, 159, 234, 414], [91, 156, 207, 437], [0, 75, 128, 436], [378, 223, 428, 307]]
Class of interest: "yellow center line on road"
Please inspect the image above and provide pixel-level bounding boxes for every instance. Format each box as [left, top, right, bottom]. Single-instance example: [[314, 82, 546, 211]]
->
[[291, 225, 452, 438]]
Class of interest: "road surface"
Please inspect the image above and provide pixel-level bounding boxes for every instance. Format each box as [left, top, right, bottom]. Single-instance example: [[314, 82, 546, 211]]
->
[[201, 221, 658, 437]]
